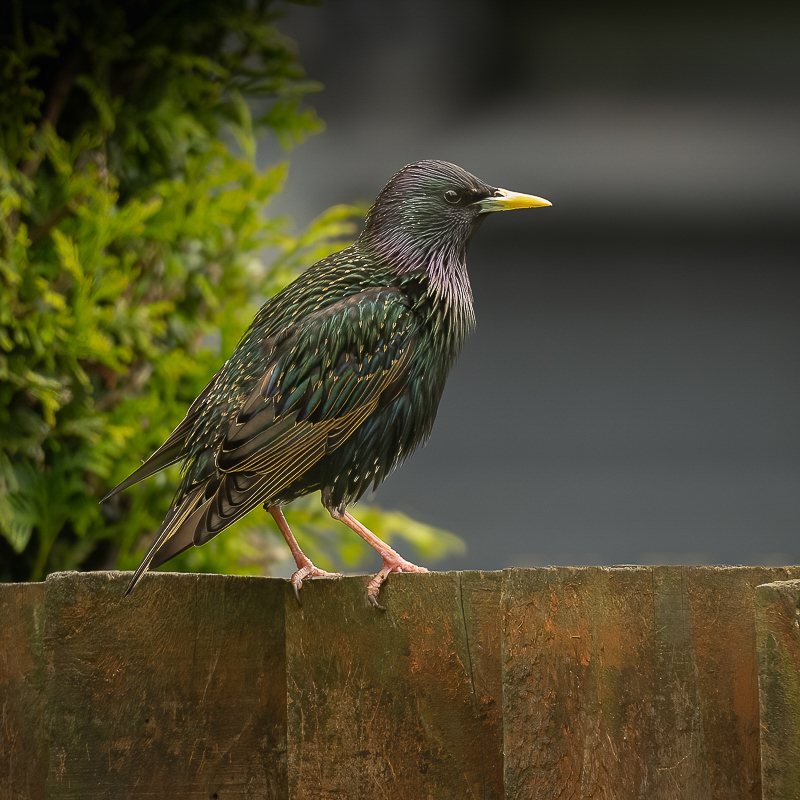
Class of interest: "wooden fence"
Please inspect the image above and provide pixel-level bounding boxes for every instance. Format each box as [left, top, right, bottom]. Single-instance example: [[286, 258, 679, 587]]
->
[[2, 566, 799, 799]]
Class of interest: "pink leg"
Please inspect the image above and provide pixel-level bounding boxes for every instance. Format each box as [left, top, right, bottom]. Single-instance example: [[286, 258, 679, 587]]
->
[[329, 508, 428, 608], [268, 506, 341, 601]]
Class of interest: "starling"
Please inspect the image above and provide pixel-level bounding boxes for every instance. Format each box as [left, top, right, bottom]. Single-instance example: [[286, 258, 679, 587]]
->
[[106, 160, 550, 605]]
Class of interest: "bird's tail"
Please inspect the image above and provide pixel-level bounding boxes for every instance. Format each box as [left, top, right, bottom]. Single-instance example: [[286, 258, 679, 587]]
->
[[103, 367, 223, 502], [123, 482, 210, 595], [102, 438, 185, 502]]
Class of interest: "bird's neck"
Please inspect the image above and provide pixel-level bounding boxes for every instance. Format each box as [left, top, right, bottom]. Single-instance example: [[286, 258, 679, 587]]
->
[[356, 233, 476, 340], [423, 248, 476, 342]]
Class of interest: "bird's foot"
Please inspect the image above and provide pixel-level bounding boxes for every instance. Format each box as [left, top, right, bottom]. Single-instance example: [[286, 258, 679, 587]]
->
[[290, 562, 343, 603], [367, 556, 428, 610]]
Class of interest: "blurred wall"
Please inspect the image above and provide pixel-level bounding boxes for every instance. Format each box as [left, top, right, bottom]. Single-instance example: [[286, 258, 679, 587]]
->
[[260, 0, 800, 570]]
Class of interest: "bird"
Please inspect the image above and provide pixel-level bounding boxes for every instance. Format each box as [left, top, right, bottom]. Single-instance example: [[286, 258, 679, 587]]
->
[[105, 160, 550, 606]]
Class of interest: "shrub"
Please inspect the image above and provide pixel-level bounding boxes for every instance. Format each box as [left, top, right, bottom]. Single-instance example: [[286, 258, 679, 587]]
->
[[0, 0, 463, 582]]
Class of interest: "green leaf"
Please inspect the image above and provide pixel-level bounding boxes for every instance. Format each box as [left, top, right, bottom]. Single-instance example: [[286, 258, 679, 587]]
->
[[50, 229, 83, 281]]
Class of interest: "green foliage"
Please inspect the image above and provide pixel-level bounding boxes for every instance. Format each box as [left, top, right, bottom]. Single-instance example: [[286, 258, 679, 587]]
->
[[0, 0, 464, 583]]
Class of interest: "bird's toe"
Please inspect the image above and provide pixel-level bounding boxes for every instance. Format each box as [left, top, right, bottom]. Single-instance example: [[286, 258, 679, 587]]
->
[[366, 556, 428, 607], [290, 564, 343, 603]]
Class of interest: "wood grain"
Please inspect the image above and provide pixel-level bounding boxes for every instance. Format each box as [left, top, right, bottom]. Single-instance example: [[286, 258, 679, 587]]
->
[[681, 566, 799, 799], [755, 578, 800, 799], [502, 566, 657, 800], [3, 566, 800, 799], [0, 581, 47, 800], [501, 565, 800, 800], [41, 571, 286, 799], [284, 570, 502, 800]]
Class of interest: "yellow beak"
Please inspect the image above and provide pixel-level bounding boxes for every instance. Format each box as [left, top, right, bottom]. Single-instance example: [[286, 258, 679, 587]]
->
[[478, 188, 552, 213]]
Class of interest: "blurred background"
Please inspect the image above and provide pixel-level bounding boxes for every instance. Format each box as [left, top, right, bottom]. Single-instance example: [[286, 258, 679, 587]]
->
[[265, 0, 800, 571]]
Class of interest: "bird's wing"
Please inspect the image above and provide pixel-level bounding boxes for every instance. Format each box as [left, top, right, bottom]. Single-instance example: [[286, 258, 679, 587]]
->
[[126, 286, 418, 592], [102, 366, 224, 501], [203, 286, 417, 533]]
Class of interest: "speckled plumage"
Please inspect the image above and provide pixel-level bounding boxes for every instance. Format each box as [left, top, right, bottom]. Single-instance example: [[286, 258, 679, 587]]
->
[[107, 160, 550, 601]]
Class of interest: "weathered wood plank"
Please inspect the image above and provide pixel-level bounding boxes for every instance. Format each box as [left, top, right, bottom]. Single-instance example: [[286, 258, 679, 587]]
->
[[459, 570, 504, 798], [681, 566, 800, 799], [502, 566, 657, 800], [501, 565, 800, 800], [0, 581, 48, 800], [42, 571, 287, 800], [755, 579, 800, 799], [651, 566, 710, 797], [284, 570, 502, 799]]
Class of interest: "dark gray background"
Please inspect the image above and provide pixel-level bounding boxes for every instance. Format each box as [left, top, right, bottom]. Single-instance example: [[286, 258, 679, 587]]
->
[[261, 0, 800, 570]]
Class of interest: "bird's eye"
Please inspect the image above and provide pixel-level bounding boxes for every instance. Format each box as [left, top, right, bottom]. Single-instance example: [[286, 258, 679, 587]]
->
[[443, 189, 461, 204]]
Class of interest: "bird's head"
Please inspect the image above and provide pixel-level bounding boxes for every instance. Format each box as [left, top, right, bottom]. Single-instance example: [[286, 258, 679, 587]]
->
[[358, 160, 550, 305]]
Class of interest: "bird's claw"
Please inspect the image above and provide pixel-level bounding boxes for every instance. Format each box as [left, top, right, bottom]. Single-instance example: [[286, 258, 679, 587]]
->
[[367, 557, 428, 610], [290, 564, 343, 604]]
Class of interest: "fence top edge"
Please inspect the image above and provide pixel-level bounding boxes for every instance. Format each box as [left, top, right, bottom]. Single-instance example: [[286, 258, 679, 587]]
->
[[2, 564, 798, 590]]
